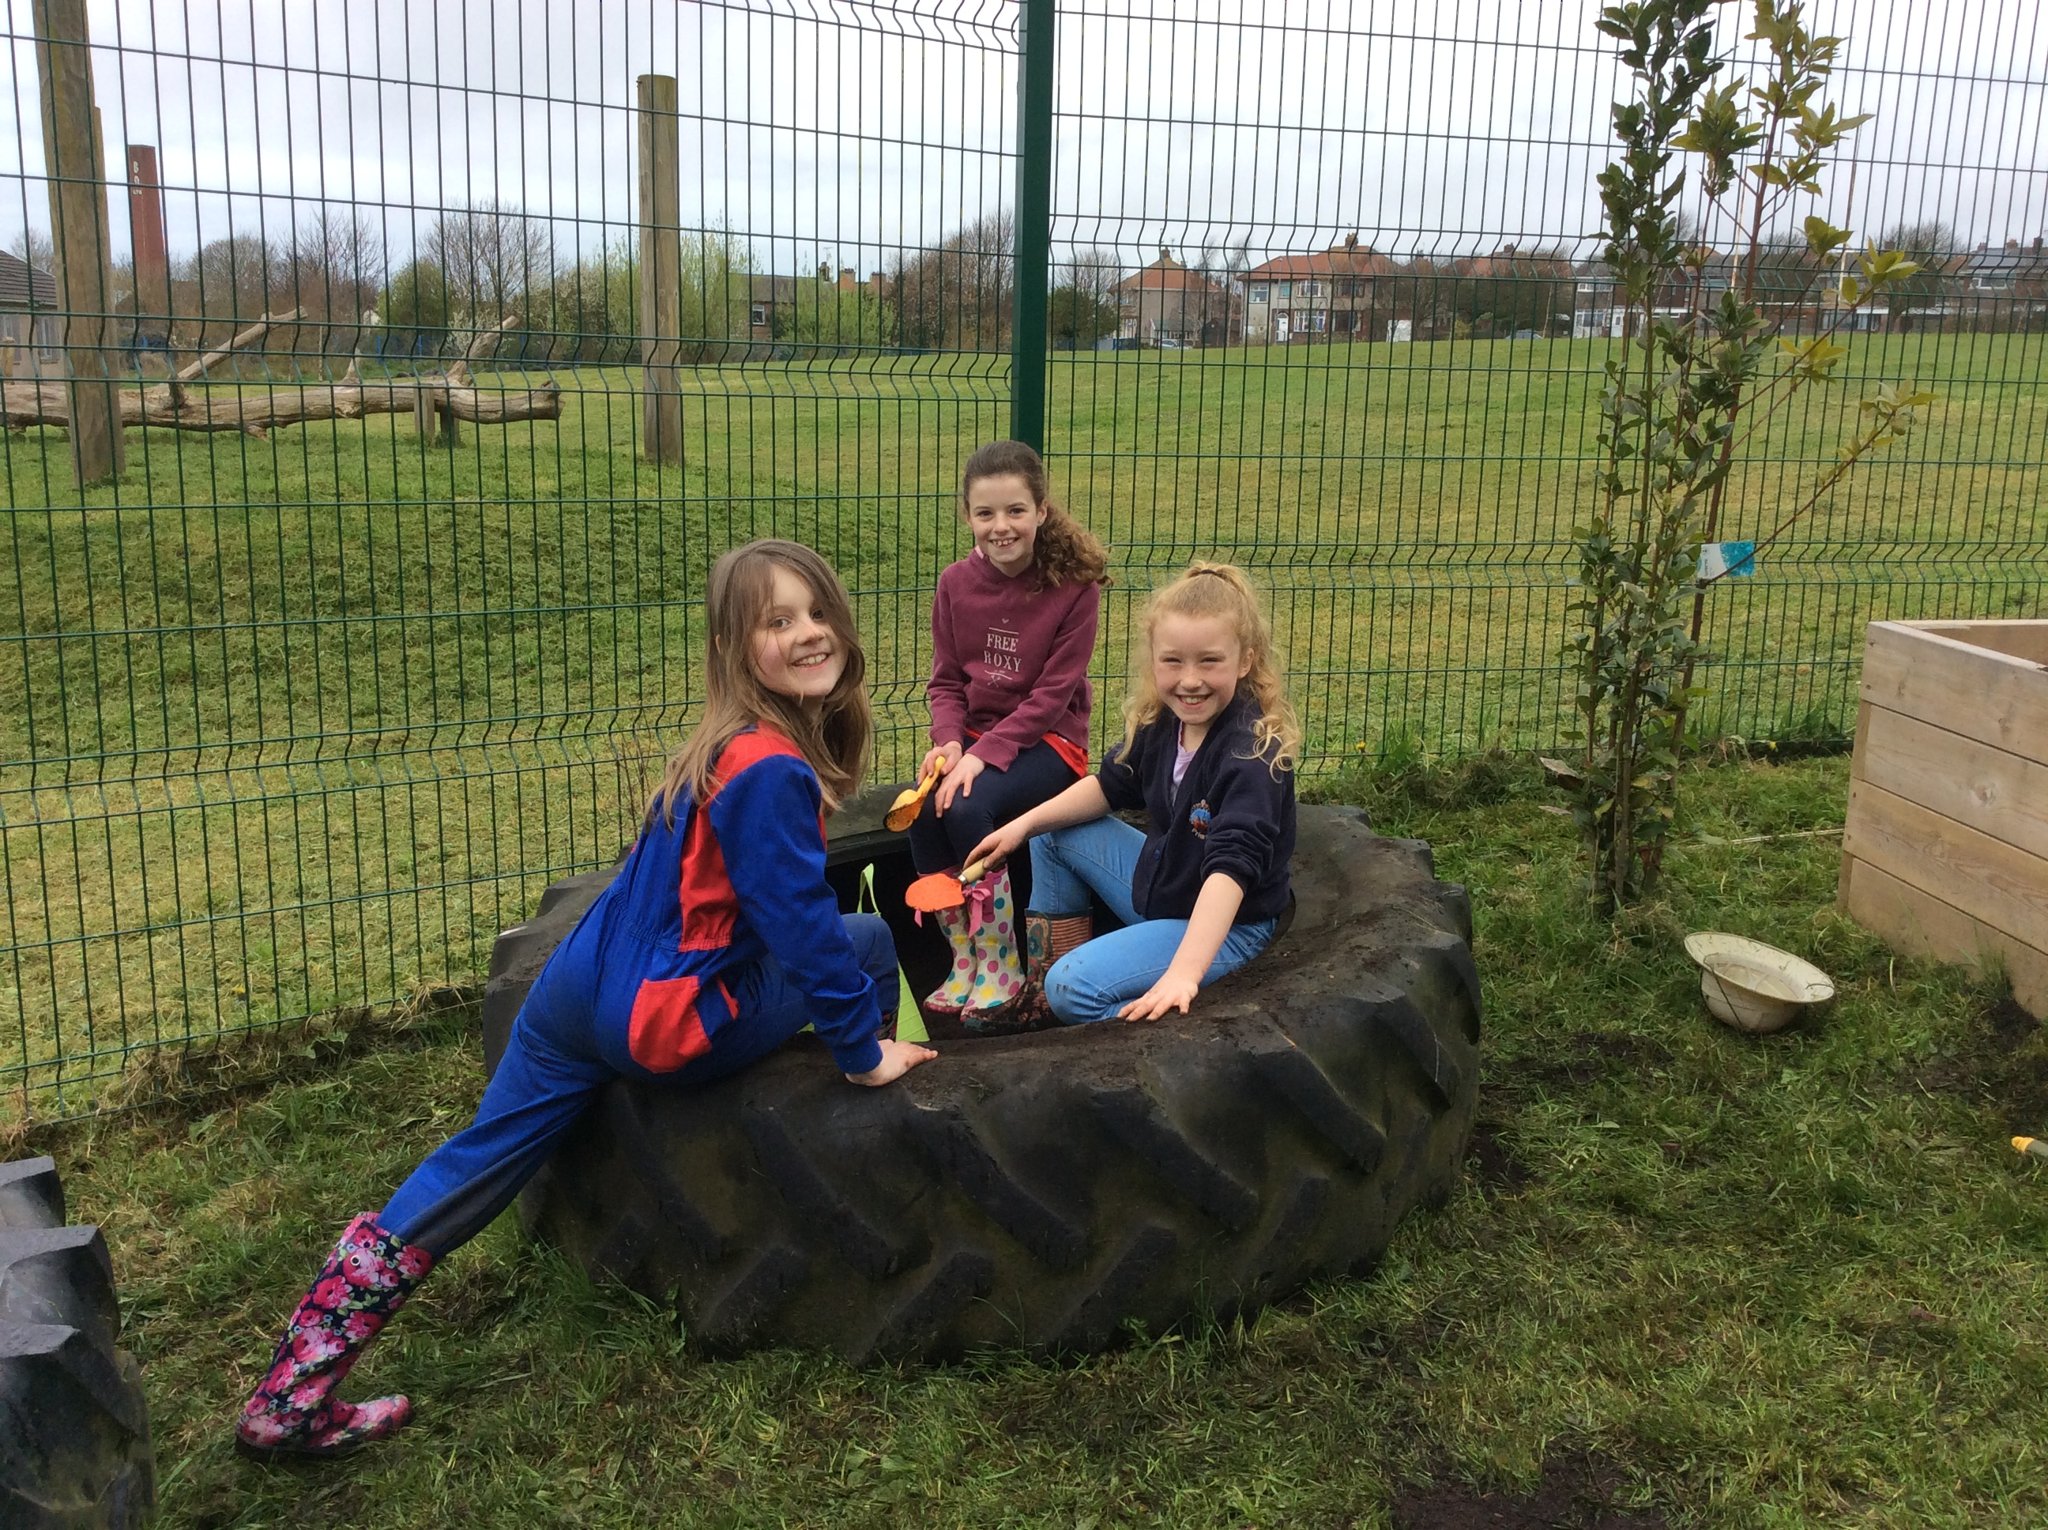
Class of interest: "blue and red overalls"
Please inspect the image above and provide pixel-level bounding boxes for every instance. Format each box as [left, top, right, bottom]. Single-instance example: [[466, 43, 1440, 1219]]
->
[[378, 725, 898, 1256]]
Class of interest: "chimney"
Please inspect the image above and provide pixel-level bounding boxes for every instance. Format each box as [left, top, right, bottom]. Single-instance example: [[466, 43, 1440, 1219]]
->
[[2006, 238, 2020, 251], [1159, 246, 1171, 263], [869, 271, 884, 293], [1343, 230, 1359, 251], [838, 266, 855, 291], [126, 144, 170, 331], [1501, 242, 1518, 258]]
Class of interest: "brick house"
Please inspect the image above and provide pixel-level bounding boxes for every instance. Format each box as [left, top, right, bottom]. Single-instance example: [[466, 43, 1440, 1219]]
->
[[0, 249, 60, 380], [1242, 233, 1401, 343], [1955, 238, 2048, 329], [1112, 248, 1235, 346]]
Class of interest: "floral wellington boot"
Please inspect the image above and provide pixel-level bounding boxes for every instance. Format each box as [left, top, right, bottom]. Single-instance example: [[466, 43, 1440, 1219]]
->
[[236, 1212, 435, 1459]]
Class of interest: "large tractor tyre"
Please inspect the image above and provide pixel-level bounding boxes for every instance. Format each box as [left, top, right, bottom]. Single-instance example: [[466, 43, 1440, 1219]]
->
[[482, 798, 1480, 1362], [0, 1157, 156, 1528]]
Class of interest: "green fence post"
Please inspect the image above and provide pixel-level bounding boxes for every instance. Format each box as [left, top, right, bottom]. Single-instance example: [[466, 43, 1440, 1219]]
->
[[1009, 0, 1054, 451]]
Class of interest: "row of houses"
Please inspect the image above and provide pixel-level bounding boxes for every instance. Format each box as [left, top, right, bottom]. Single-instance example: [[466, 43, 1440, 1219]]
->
[[1109, 234, 2048, 346], [9, 234, 2044, 378]]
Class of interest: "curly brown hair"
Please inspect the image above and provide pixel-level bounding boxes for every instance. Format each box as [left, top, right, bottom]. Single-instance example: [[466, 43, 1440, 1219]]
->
[[960, 439, 1111, 590]]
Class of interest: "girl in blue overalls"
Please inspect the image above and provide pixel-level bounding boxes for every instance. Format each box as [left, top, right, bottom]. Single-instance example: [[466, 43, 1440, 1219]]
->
[[235, 540, 938, 1459]]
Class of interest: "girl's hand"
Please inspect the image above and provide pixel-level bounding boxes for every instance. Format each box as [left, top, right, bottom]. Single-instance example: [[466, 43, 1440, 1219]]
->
[[1119, 971, 1202, 1023], [934, 753, 986, 814], [919, 742, 963, 782], [964, 820, 1028, 874], [846, 1038, 939, 1087]]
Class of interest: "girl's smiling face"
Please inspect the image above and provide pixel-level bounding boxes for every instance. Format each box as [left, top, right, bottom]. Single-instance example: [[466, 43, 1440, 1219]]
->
[[1150, 612, 1252, 737], [751, 565, 844, 707], [963, 471, 1047, 577]]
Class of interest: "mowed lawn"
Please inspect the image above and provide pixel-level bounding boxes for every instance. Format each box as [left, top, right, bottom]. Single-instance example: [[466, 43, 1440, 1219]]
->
[[2, 336, 2043, 1107]]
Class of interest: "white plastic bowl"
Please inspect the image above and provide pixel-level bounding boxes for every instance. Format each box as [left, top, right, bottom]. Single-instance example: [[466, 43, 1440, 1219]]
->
[[1683, 932, 1835, 1034]]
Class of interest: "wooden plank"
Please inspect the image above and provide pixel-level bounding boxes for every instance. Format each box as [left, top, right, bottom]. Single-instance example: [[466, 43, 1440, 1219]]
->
[[637, 74, 683, 466], [1843, 779, 2048, 953], [1841, 854, 2048, 1019], [1859, 621, 2048, 764], [1840, 698, 1874, 898], [1913, 620, 2048, 666], [32, 0, 124, 485], [1859, 706, 2048, 864]]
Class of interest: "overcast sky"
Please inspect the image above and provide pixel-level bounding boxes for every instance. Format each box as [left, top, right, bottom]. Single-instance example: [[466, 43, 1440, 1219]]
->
[[3, 0, 2043, 282]]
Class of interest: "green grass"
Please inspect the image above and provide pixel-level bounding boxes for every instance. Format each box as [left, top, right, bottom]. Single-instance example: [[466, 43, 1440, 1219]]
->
[[27, 756, 2048, 1527], [3, 338, 2043, 1108]]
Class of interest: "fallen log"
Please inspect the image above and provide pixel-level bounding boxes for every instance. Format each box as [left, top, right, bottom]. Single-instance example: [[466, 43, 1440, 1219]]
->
[[2, 375, 562, 437]]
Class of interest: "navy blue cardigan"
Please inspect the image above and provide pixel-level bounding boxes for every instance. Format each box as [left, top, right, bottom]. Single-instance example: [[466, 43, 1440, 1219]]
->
[[1097, 692, 1296, 923]]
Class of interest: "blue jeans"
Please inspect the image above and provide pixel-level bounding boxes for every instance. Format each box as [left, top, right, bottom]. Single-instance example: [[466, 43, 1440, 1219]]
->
[[1027, 816, 1277, 1025]]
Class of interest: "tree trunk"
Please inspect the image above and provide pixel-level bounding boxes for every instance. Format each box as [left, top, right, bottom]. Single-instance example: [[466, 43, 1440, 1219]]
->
[[2, 377, 562, 437]]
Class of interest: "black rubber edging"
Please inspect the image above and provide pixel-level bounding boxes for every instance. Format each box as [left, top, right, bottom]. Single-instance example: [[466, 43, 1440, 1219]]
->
[[0, 1156, 156, 1527], [483, 795, 1481, 1363]]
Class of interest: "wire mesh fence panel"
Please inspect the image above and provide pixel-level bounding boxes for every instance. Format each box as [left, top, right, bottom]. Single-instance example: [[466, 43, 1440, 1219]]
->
[[1045, 0, 2046, 764], [0, 0, 2043, 1116]]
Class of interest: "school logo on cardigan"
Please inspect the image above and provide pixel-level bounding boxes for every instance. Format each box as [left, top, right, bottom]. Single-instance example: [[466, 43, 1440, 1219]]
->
[[1188, 799, 1213, 839]]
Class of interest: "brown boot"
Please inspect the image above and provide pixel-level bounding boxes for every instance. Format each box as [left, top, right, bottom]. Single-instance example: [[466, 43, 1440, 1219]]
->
[[1015, 911, 1094, 1029]]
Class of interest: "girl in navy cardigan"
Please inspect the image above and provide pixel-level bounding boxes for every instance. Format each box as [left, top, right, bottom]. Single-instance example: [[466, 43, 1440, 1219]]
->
[[913, 440, 1110, 1031], [968, 562, 1300, 1025], [234, 540, 937, 1459]]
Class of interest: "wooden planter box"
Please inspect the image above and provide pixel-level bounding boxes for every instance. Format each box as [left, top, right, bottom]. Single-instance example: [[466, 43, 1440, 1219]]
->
[[1840, 620, 2048, 1018]]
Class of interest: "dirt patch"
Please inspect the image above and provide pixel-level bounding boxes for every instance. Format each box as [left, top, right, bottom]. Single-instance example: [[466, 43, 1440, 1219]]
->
[[1392, 1451, 1669, 1530], [1515, 1032, 1673, 1095], [1916, 993, 2048, 1135], [1467, 1119, 1534, 1193]]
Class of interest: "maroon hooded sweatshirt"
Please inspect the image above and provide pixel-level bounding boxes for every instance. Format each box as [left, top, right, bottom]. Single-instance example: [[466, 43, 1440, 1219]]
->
[[927, 548, 1101, 771]]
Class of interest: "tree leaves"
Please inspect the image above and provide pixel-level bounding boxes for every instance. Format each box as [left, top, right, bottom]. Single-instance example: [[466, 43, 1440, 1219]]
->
[[1575, 0, 1924, 915]]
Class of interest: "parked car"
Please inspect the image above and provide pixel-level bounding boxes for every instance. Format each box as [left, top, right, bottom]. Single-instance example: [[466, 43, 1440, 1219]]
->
[[1156, 336, 1188, 350]]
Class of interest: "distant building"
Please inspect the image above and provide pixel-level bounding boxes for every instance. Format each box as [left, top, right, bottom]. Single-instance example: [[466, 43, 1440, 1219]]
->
[[1242, 233, 1401, 343], [1954, 238, 2048, 329], [0, 249, 60, 380], [1112, 248, 1235, 346]]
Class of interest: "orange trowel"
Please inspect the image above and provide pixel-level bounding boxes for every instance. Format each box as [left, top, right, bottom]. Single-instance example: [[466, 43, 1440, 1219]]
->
[[885, 760, 943, 832]]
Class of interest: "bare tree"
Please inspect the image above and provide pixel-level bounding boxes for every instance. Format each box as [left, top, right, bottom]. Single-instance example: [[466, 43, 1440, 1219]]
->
[[423, 200, 555, 334], [888, 210, 1014, 350], [184, 235, 279, 341], [280, 207, 388, 367], [1064, 246, 1123, 305], [8, 227, 55, 273], [1876, 220, 1957, 330]]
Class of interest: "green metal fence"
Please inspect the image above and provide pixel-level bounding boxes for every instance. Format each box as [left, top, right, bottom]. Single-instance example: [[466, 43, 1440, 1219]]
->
[[2, 0, 2043, 1116]]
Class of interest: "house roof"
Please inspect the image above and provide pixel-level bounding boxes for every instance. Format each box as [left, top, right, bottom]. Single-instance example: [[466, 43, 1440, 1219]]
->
[[1960, 241, 2048, 280], [1112, 251, 1228, 296], [0, 249, 58, 310], [1245, 242, 1401, 280]]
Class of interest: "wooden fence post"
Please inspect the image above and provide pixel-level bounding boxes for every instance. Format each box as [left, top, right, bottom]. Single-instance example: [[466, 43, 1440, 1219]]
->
[[32, 0, 124, 486], [638, 74, 683, 465]]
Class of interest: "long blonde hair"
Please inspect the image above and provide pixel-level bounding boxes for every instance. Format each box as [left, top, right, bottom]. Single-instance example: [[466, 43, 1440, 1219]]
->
[[651, 540, 872, 824], [1119, 561, 1301, 776], [960, 439, 1111, 590]]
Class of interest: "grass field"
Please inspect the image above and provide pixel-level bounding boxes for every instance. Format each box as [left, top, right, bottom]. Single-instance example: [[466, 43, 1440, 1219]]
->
[[3, 336, 2043, 1109], [23, 755, 2048, 1527]]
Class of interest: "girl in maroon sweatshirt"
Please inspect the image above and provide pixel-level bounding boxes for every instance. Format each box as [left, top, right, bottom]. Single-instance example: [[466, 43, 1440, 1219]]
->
[[912, 440, 1110, 1031]]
